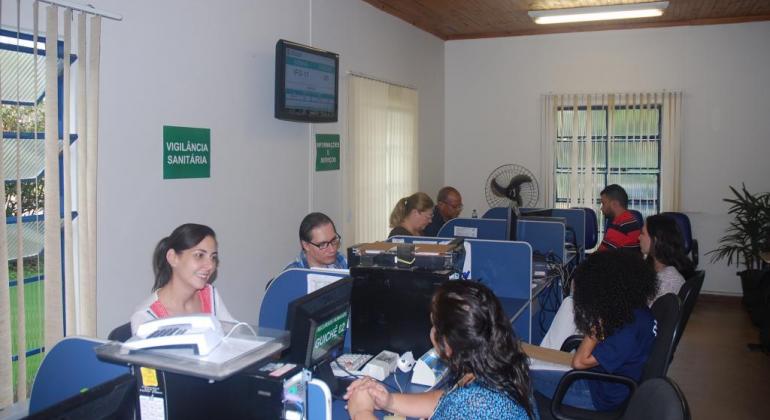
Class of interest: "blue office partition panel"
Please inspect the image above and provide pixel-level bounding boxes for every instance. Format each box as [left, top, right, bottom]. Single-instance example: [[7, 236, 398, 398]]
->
[[483, 207, 510, 219], [437, 218, 508, 240], [259, 269, 348, 330], [516, 219, 566, 261]]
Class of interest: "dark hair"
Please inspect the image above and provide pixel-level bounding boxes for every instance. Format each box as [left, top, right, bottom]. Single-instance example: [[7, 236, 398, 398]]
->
[[600, 184, 629, 208], [572, 250, 657, 340], [298, 212, 337, 243], [436, 186, 460, 203], [431, 281, 534, 418], [645, 215, 695, 278], [152, 223, 217, 291]]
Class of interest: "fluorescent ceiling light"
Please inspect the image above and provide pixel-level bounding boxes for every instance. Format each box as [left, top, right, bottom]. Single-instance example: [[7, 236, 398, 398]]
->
[[529, 1, 669, 25]]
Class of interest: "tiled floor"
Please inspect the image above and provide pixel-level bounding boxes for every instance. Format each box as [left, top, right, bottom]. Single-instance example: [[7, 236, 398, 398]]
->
[[668, 294, 770, 420]]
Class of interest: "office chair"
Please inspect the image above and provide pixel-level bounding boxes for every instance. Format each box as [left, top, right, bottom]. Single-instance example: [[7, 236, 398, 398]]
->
[[572, 207, 599, 250], [622, 377, 691, 420], [672, 271, 705, 355], [661, 212, 699, 267], [108, 322, 133, 342], [541, 294, 682, 420]]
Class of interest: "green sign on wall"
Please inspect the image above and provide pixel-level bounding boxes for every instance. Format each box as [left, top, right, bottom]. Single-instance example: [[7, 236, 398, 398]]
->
[[315, 134, 340, 171], [163, 125, 210, 179]]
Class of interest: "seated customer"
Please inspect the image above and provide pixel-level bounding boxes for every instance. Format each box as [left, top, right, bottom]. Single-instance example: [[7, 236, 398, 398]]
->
[[284, 212, 347, 270], [540, 214, 693, 349], [344, 281, 536, 420], [598, 184, 641, 252], [640, 214, 694, 301], [388, 192, 434, 237], [531, 250, 657, 411], [423, 186, 463, 237], [130, 223, 235, 334]]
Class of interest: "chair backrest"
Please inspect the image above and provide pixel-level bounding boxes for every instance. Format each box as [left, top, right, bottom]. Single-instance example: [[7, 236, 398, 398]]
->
[[673, 271, 706, 353], [573, 207, 599, 250], [29, 337, 130, 413], [108, 322, 132, 342], [622, 377, 691, 420], [661, 212, 698, 266], [642, 293, 682, 381]]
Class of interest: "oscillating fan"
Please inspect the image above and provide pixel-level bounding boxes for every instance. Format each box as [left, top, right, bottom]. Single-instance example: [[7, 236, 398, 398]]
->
[[485, 164, 540, 210]]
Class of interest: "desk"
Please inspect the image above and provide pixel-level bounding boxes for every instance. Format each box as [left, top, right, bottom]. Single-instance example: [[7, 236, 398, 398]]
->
[[330, 369, 437, 419]]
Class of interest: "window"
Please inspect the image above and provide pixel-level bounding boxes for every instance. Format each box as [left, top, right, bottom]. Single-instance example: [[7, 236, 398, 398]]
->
[[1, 29, 68, 396], [346, 75, 419, 244], [554, 103, 662, 217]]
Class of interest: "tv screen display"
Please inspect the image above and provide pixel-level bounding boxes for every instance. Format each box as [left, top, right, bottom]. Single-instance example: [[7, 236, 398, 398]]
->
[[275, 39, 339, 123]]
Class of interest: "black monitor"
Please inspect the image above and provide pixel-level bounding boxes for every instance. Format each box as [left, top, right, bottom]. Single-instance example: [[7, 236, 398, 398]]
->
[[274, 39, 339, 123], [520, 208, 554, 218], [286, 277, 352, 394], [26, 373, 136, 420], [350, 267, 450, 357]]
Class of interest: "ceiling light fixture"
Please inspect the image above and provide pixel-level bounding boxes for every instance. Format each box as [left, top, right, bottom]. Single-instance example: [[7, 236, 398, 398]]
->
[[528, 1, 669, 25]]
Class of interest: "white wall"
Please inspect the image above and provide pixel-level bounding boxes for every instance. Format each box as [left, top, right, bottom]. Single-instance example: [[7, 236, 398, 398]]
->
[[445, 22, 770, 295], [90, 0, 444, 337]]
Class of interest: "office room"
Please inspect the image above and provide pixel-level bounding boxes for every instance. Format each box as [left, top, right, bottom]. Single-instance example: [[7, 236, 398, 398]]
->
[[0, 0, 768, 419]]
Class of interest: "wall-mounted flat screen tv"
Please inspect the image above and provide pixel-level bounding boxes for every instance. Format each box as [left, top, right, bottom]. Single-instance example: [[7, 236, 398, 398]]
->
[[275, 39, 339, 123]]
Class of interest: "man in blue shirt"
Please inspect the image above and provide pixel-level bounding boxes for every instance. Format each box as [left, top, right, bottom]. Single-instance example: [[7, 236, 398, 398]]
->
[[284, 212, 348, 270], [423, 186, 463, 237]]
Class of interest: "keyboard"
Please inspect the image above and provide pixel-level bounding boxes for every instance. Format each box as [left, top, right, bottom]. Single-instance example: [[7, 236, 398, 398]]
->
[[331, 353, 373, 377]]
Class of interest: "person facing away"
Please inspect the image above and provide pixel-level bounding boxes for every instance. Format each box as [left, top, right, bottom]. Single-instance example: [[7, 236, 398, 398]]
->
[[284, 212, 347, 270], [130, 223, 235, 334], [423, 186, 464, 237], [531, 250, 658, 411], [344, 280, 537, 420], [598, 184, 641, 252], [388, 192, 434, 238], [540, 214, 692, 350]]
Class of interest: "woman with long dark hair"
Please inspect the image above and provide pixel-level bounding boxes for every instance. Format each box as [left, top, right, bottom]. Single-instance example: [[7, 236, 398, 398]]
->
[[640, 214, 694, 301], [344, 281, 536, 419], [130, 223, 235, 333]]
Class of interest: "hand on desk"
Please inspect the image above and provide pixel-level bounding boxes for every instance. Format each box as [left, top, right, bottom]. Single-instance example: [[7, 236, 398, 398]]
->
[[344, 377, 393, 419]]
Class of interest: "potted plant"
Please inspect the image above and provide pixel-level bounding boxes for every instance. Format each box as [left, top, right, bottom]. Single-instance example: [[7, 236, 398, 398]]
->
[[707, 184, 770, 313]]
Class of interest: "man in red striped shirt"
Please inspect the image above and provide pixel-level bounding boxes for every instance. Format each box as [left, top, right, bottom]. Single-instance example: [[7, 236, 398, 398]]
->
[[598, 184, 641, 252]]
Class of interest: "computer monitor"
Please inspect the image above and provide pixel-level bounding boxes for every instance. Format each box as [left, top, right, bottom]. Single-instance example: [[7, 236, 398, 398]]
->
[[285, 277, 352, 394], [350, 267, 450, 357], [26, 373, 136, 420]]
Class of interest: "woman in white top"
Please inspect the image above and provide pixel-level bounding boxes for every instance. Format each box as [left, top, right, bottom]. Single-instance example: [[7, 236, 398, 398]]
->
[[130, 223, 235, 334], [540, 214, 693, 350]]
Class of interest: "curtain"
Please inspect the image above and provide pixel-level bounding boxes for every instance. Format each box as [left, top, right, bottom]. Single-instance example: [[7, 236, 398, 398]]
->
[[541, 91, 683, 220], [0, 0, 109, 406], [346, 75, 419, 244]]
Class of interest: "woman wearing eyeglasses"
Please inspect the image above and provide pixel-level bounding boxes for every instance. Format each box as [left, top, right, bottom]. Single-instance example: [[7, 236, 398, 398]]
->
[[284, 212, 348, 270]]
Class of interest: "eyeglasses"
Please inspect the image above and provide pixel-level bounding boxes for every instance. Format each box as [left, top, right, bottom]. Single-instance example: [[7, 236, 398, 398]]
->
[[440, 200, 464, 211], [306, 234, 341, 250]]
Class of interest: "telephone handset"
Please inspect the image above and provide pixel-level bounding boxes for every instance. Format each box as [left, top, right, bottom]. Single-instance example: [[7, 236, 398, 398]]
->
[[124, 314, 225, 356]]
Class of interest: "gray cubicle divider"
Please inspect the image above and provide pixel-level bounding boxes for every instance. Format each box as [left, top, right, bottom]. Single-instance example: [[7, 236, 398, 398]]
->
[[436, 217, 508, 240]]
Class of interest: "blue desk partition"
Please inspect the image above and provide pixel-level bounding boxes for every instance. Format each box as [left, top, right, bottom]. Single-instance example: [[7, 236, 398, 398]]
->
[[436, 217, 508, 240], [483, 207, 510, 219], [29, 337, 130, 414], [388, 236, 538, 343], [516, 219, 566, 262], [259, 268, 349, 330]]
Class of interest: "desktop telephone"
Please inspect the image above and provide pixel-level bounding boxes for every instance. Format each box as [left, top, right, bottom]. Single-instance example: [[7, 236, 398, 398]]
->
[[123, 314, 225, 356]]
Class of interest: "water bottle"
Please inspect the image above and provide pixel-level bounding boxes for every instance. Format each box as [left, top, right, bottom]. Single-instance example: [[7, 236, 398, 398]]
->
[[471, 209, 478, 219]]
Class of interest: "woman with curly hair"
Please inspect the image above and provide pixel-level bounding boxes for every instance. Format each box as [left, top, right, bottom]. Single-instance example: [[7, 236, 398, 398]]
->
[[531, 250, 658, 411], [344, 281, 537, 419], [540, 214, 693, 350]]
